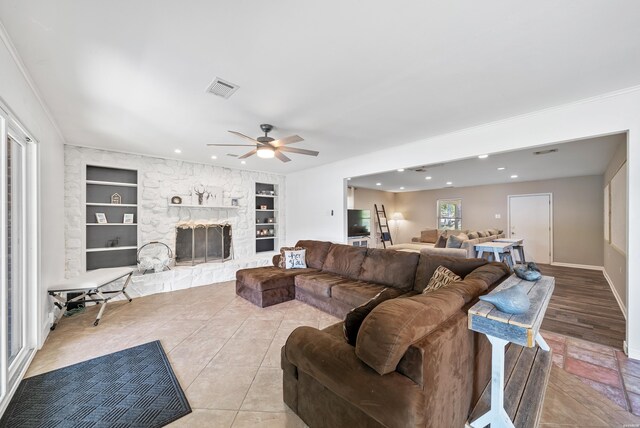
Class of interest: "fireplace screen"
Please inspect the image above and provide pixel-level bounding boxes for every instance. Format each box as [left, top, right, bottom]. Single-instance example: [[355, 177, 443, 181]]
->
[[175, 223, 232, 265]]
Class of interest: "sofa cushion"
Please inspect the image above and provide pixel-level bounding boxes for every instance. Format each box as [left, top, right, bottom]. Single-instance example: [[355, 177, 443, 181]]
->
[[423, 266, 461, 294], [355, 288, 465, 375], [420, 229, 439, 243], [279, 246, 304, 268], [467, 231, 479, 240], [413, 255, 488, 292], [331, 280, 386, 308], [295, 272, 350, 298], [322, 244, 368, 279], [343, 287, 405, 345], [358, 248, 419, 290], [295, 240, 333, 269], [236, 266, 318, 292]]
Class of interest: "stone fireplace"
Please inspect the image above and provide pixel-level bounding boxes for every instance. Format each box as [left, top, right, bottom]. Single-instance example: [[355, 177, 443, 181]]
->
[[175, 223, 232, 265]]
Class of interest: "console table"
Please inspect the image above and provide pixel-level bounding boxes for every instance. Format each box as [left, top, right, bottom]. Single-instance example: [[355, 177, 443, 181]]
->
[[474, 241, 515, 268], [493, 238, 526, 264], [468, 274, 555, 428]]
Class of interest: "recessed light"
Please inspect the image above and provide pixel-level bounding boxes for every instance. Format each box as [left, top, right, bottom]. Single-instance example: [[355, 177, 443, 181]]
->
[[425, 176, 432, 180], [497, 167, 506, 170], [375, 182, 382, 186], [397, 168, 405, 172], [211, 155, 217, 159], [347, 177, 351, 181], [241, 160, 246, 165], [510, 175, 518, 179], [446, 181, 453, 185], [400, 187, 405, 190], [478, 154, 489, 159], [174, 149, 182, 154]]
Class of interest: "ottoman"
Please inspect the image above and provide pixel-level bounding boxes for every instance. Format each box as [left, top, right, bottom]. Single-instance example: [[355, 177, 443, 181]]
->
[[236, 266, 319, 307]]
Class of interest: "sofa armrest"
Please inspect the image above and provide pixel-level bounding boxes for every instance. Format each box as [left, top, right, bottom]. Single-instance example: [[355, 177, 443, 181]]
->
[[272, 254, 281, 267]]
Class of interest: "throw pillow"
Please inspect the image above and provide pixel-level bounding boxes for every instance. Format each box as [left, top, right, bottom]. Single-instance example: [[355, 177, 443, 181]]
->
[[467, 231, 479, 240], [488, 228, 499, 236], [278, 246, 303, 268], [420, 229, 439, 243], [283, 249, 307, 269], [343, 288, 401, 345], [446, 234, 466, 248], [477, 231, 486, 238], [434, 234, 447, 248], [423, 265, 462, 294]]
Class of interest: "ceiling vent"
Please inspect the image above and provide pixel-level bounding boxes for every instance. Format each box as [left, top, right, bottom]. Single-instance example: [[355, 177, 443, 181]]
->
[[409, 163, 445, 172], [533, 148, 558, 155], [206, 77, 239, 99], [226, 153, 238, 157]]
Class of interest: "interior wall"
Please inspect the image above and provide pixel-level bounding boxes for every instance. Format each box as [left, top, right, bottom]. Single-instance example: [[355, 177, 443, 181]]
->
[[604, 140, 628, 314], [285, 87, 640, 358], [352, 188, 396, 247], [0, 29, 66, 345], [394, 175, 603, 266]]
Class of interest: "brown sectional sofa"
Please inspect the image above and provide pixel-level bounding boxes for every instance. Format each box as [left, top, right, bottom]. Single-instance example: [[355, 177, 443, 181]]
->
[[235, 240, 511, 427]]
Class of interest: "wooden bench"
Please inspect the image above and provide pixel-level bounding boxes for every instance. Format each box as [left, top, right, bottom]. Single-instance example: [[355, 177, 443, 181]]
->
[[467, 343, 552, 428]]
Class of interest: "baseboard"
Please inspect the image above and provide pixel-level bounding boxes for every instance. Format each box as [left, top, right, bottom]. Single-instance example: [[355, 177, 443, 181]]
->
[[550, 262, 603, 271], [627, 345, 640, 361], [602, 268, 627, 320]]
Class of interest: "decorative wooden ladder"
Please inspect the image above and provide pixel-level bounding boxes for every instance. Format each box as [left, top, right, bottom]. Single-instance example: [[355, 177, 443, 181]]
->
[[374, 204, 393, 248]]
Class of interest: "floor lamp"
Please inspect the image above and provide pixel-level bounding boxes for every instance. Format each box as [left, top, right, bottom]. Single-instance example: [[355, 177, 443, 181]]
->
[[391, 212, 404, 242]]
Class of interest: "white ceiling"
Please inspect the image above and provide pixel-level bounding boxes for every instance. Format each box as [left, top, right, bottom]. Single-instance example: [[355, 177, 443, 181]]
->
[[1, 1, 640, 174], [349, 133, 625, 192]]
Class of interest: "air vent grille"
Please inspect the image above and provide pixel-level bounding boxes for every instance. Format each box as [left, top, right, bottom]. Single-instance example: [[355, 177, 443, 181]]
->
[[533, 148, 558, 155], [226, 153, 238, 157], [206, 77, 239, 99]]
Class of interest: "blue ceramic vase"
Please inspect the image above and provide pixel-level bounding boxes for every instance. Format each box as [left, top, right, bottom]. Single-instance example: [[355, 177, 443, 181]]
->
[[479, 283, 531, 314]]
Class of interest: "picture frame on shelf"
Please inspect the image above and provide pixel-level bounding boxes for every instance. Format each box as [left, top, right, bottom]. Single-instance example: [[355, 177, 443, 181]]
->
[[171, 195, 182, 205], [95, 213, 107, 224], [123, 213, 134, 224]]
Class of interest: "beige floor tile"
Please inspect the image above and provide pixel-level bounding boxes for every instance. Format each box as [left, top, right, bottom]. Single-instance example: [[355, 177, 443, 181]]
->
[[233, 319, 282, 341], [169, 335, 228, 366], [241, 368, 288, 412], [167, 409, 237, 427], [232, 411, 307, 428], [209, 337, 272, 367], [186, 365, 258, 410], [262, 339, 284, 369]]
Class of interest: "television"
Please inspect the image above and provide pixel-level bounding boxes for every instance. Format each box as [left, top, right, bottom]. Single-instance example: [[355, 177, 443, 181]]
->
[[347, 209, 371, 237]]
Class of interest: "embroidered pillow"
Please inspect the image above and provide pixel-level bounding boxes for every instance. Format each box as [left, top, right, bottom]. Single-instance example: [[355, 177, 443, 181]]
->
[[279, 246, 303, 268], [423, 265, 462, 294], [343, 288, 402, 345], [283, 249, 307, 269]]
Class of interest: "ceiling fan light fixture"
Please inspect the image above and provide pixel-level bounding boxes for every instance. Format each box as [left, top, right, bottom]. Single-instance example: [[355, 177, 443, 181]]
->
[[257, 146, 275, 159]]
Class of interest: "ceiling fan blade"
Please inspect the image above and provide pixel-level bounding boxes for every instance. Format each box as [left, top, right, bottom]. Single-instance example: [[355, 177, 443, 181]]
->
[[271, 135, 304, 147], [274, 151, 291, 163], [277, 146, 319, 157], [228, 130, 259, 143], [238, 149, 257, 159], [207, 143, 256, 147]]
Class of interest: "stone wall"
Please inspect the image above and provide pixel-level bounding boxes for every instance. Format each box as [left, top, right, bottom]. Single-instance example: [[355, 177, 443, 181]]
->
[[64, 145, 286, 277]]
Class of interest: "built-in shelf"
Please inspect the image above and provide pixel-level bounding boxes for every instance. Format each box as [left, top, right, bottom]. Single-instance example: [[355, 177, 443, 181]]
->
[[86, 223, 137, 226], [168, 203, 239, 209], [86, 246, 138, 253], [86, 202, 138, 207], [256, 182, 278, 253], [256, 209, 275, 212], [86, 180, 138, 188], [256, 223, 277, 226], [256, 237, 276, 240], [255, 194, 277, 198]]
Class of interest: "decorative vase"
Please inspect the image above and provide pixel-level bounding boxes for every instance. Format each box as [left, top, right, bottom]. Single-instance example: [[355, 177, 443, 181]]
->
[[479, 283, 531, 314]]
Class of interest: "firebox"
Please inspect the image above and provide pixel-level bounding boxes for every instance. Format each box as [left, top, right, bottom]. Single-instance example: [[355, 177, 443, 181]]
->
[[175, 223, 232, 265]]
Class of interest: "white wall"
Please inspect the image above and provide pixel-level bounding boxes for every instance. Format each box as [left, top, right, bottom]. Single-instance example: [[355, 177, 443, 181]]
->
[[286, 87, 640, 359], [353, 188, 396, 247], [0, 27, 66, 346]]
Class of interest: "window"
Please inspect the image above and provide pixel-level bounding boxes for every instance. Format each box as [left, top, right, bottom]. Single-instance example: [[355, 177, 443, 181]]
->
[[437, 199, 462, 230]]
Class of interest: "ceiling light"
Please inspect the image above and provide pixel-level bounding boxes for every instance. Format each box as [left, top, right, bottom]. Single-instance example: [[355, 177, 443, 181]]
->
[[478, 154, 489, 159], [347, 177, 351, 181], [257, 146, 275, 159], [425, 176, 432, 180], [497, 167, 506, 170], [400, 187, 405, 190], [174, 149, 182, 154], [446, 181, 453, 185], [211, 155, 217, 159], [376, 183, 382, 186], [241, 160, 246, 165], [510, 175, 518, 179], [397, 168, 405, 172]]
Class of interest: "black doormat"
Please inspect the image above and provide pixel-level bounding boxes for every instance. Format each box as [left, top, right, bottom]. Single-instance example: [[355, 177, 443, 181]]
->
[[0, 340, 191, 427]]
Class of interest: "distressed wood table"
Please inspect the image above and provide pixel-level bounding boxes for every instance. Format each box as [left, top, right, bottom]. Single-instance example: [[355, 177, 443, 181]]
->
[[467, 274, 555, 428], [474, 241, 516, 268], [493, 238, 526, 264]]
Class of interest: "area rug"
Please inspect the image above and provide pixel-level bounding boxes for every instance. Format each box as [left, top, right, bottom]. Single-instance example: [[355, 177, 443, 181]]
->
[[0, 340, 191, 427]]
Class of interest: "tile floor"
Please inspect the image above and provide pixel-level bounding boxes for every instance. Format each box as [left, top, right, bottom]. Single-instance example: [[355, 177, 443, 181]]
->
[[25, 280, 640, 427]]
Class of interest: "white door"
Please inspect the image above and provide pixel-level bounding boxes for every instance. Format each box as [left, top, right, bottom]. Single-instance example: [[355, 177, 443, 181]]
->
[[508, 194, 551, 264]]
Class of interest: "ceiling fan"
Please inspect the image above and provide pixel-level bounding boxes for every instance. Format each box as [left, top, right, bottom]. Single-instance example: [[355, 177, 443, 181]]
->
[[207, 124, 319, 163]]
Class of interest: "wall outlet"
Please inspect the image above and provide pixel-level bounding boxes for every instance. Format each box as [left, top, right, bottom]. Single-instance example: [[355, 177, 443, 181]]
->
[[495, 214, 501, 219]]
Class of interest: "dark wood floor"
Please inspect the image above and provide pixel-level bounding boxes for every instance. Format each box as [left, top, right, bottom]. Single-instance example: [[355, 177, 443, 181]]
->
[[537, 264, 626, 349]]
